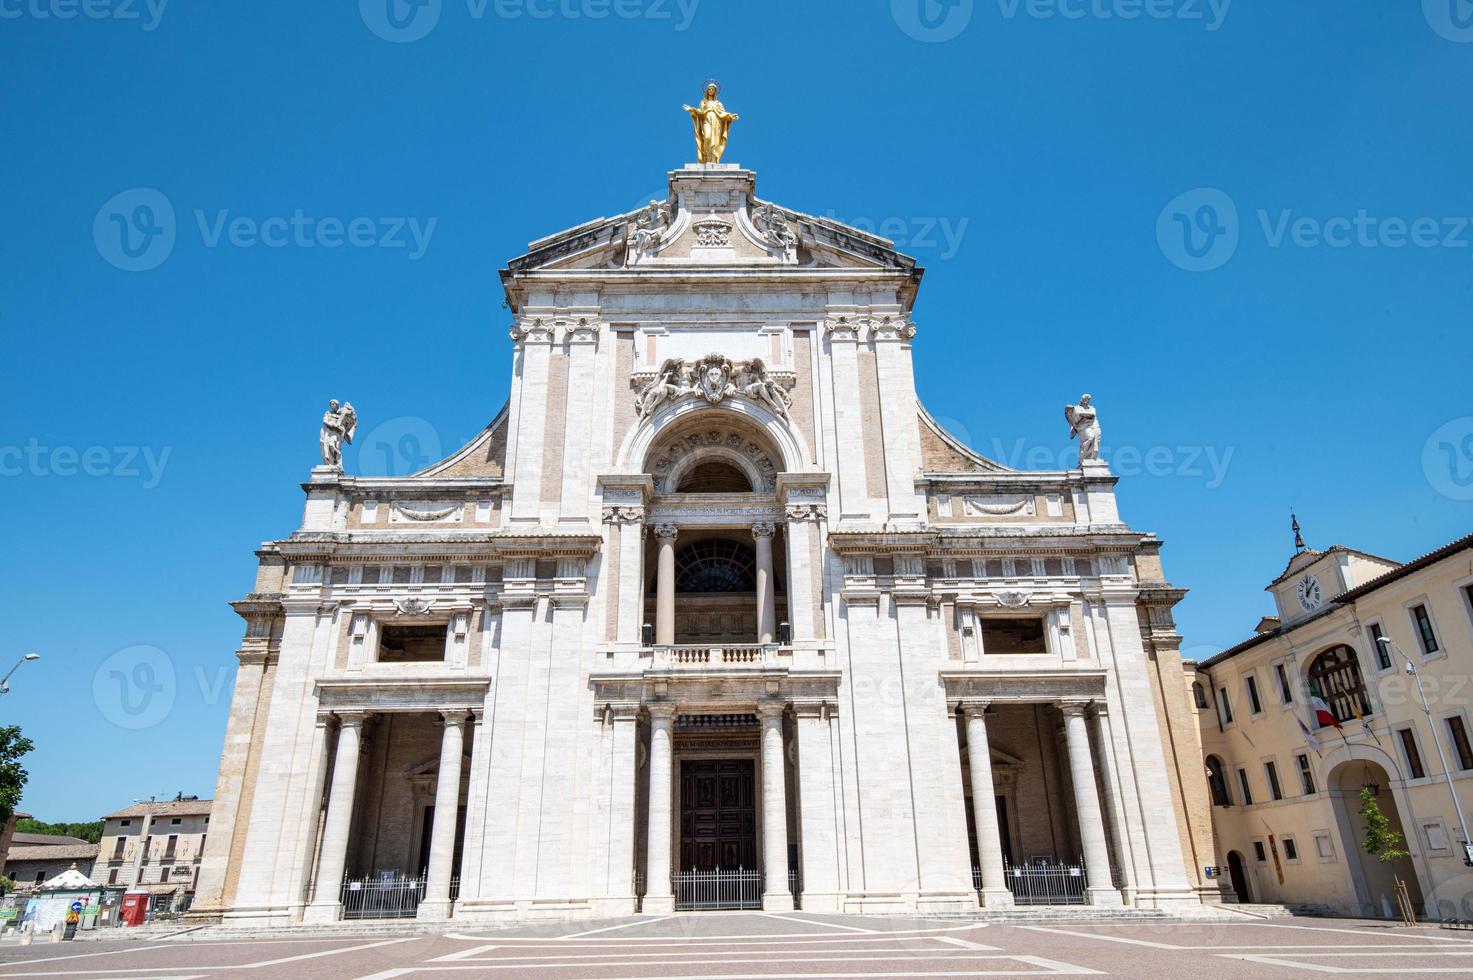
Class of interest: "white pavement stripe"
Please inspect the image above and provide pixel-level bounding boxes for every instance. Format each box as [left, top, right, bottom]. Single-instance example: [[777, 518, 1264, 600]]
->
[[355, 968, 1100, 978], [427, 944, 499, 962], [934, 935, 1001, 950], [244, 937, 420, 967], [759, 913, 876, 933], [426, 949, 1005, 962], [442, 923, 985, 942], [0, 946, 175, 969], [558, 916, 673, 939], [1244, 923, 1473, 944], [1221, 953, 1473, 974], [1018, 925, 1179, 949]]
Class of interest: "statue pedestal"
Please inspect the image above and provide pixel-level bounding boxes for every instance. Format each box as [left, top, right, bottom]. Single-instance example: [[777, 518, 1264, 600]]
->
[[669, 163, 757, 214], [309, 464, 343, 484]]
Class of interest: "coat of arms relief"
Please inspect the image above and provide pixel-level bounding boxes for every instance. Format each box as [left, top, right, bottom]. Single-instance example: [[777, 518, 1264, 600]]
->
[[635, 353, 794, 421]]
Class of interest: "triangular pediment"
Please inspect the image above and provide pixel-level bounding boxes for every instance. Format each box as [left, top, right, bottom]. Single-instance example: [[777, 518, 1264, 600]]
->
[[500, 164, 919, 284]]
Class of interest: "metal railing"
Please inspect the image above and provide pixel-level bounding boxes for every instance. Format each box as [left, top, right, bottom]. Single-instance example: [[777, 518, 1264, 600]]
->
[[973, 862, 1092, 905], [340, 873, 426, 919], [673, 868, 763, 910]]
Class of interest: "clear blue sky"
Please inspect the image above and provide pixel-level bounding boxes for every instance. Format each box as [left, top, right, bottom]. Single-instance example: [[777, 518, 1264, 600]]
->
[[2, 1, 1470, 820]]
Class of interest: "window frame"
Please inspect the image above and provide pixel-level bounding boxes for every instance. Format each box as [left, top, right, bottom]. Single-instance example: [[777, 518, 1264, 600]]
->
[[1444, 711, 1473, 772], [1296, 752, 1317, 796], [1313, 830, 1336, 861], [1422, 818, 1453, 854], [1272, 660, 1295, 705], [1252, 839, 1267, 862], [1282, 835, 1300, 864], [1264, 758, 1284, 801], [1244, 673, 1265, 716], [1237, 767, 1255, 806], [1366, 620, 1392, 672], [1217, 686, 1235, 726], [1397, 725, 1428, 780], [1406, 599, 1443, 659]]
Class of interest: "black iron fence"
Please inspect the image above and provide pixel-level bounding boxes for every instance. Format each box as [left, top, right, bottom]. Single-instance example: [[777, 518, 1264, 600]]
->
[[674, 869, 763, 910], [973, 862, 1092, 905], [340, 874, 426, 919]]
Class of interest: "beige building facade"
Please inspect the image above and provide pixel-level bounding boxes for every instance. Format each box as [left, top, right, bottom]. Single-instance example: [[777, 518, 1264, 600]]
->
[[1193, 532, 1473, 919], [97, 799, 212, 910], [190, 159, 1215, 927]]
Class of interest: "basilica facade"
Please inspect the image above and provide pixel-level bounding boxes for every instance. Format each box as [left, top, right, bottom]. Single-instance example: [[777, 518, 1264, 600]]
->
[[189, 159, 1215, 926]]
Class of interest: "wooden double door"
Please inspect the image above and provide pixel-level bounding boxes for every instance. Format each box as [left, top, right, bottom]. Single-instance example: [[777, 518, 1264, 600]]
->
[[679, 759, 758, 871]]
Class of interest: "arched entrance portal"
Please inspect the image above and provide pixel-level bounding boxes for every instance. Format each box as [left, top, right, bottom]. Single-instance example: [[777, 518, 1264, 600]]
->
[[1328, 760, 1425, 917], [1226, 850, 1251, 904]]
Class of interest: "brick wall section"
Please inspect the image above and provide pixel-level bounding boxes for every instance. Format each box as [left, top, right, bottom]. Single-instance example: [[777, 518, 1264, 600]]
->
[[856, 348, 888, 501], [791, 330, 817, 465], [539, 350, 571, 504]]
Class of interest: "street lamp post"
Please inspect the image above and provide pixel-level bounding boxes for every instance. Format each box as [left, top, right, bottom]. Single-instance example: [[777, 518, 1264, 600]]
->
[[0, 653, 40, 694], [1376, 635, 1473, 867]]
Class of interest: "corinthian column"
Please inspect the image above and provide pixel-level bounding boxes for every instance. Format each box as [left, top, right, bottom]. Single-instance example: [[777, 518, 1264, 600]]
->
[[643, 703, 676, 913], [654, 524, 678, 646], [759, 703, 794, 911], [418, 710, 470, 920], [752, 522, 777, 644], [1061, 702, 1122, 907], [303, 712, 365, 923], [963, 704, 1013, 908]]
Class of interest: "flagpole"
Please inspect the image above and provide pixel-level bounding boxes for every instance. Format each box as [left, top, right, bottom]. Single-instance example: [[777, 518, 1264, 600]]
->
[[1378, 636, 1473, 867]]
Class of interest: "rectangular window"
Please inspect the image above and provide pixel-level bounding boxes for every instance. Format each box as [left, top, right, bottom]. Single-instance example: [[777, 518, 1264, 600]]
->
[[1253, 840, 1267, 862], [160, 867, 170, 883], [1315, 833, 1335, 859], [1283, 837, 1299, 861], [1274, 663, 1294, 704], [111, 838, 126, 860], [1218, 688, 1234, 725], [1412, 604, 1440, 654], [170, 817, 182, 826], [107, 869, 118, 885], [1447, 716, 1473, 771], [1425, 821, 1452, 852], [979, 617, 1048, 655], [1398, 728, 1427, 779], [1368, 622, 1391, 670], [1265, 761, 1284, 801], [1297, 753, 1317, 795], [377, 622, 449, 663], [1245, 675, 1263, 715], [164, 835, 178, 860], [1237, 768, 1254, 805]]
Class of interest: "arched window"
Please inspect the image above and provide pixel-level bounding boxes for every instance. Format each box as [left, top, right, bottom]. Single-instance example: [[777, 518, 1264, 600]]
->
[[673, 540, 756, 594], [1306, 645, 1371, 724], [677, 460, 754, 494], [1206, 754, 1232, 807]]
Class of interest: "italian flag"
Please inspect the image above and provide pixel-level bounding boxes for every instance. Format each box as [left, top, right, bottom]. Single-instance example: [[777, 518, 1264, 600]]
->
[[1309, 683, 1341, 730]]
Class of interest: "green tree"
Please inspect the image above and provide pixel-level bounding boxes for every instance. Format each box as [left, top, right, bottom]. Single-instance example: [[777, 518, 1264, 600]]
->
[[14, 819, 104, 844], [1359, 786, 1410, 862], [0, 725, 33, 824]]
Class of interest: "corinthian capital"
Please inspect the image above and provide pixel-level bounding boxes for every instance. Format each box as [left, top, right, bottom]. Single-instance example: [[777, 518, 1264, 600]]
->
[[750, 521, 777, 539]]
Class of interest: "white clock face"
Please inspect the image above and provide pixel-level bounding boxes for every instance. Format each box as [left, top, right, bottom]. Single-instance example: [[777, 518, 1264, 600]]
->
[[1297, 574, 1323, 611]]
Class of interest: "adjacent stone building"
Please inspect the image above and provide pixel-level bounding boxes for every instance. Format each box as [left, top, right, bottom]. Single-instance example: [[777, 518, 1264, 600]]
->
[[1193, 532, 1473, 918], [191, 158, 1212, 926], [96, 799, 211, 911]]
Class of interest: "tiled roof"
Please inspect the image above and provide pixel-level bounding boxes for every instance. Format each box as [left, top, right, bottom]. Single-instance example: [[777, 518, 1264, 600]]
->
[[5, 844, 99, 861], [103, 800, 212, 820], [1197, 532, 1473, 669], [11, 833, 89, 846]]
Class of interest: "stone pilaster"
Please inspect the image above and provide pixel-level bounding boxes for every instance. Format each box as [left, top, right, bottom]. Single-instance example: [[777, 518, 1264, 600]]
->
[[759, 703, 794, 911], [643, 703, 676, 913]]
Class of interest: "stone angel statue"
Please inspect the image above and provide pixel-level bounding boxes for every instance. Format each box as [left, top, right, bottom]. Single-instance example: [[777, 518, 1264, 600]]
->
[[1064, 393, 1101, 465], [741, 358, 792, 419], [635, 358, 690, 419], [319, 399, 357, 468], [682, 80, 739, 165]]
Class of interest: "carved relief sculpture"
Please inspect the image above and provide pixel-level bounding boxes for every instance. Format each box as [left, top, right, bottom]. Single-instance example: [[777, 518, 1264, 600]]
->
[[751, 201, 797, 250], [635, 354, 795, 420], [319, 399, 357, 468], [1064, 393, 1102, 465], [629, 200, 672, 258]]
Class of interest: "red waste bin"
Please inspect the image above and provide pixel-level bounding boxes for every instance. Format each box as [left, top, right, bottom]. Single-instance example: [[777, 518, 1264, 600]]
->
[[119, 893, 147, 927]]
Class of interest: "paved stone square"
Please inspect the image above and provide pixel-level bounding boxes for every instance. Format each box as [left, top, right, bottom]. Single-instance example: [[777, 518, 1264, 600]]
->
[[3, 914, 1473, 978]]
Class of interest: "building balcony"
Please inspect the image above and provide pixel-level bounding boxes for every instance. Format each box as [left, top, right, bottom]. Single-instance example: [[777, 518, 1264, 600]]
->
[[649, 643, 781, 670]]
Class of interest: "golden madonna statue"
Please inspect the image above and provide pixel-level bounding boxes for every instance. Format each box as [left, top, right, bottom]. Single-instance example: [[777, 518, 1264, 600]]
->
[[682, 79, 739, 164]]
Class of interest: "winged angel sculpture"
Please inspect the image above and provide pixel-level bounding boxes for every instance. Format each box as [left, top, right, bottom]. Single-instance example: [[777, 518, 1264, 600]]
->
[[319, 399, 357, 468], [1064, 393, 1101, 466]]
